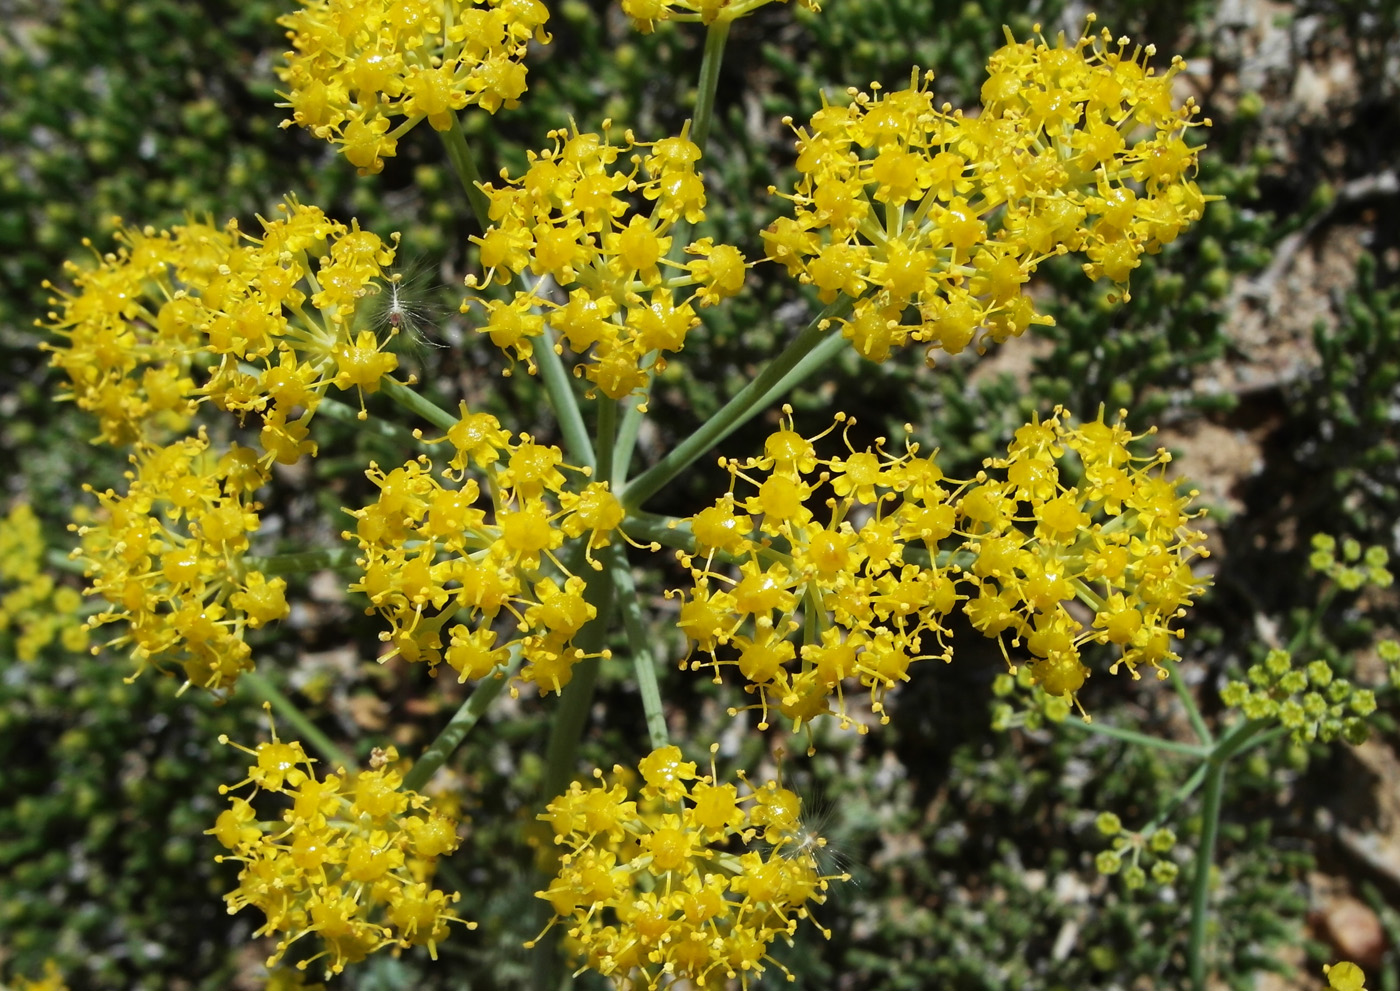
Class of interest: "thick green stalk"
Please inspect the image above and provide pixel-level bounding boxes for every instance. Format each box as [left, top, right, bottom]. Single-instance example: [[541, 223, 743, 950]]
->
[[1061, 716, 1209, 758], [250, 547, 361, 575], [318, 393, 424, 448], [1186, 718, 1266, 990], [534, 325, 597, 472], [607, 542, 670, 750], [690, 21, 730, 154], [1172, 664, 1214, 746], [612, 394, 645, 489], [621, 510, 694, 554], [610, 20, 728, 486], [441, 113, 495, 231], [401, 649, 522, 794], [1187, 756, 1226, 991], [242, 670, 353, 770], [595, 395, 618, 487], [380, 377, 459, 432], [621, 299, 850, 510]]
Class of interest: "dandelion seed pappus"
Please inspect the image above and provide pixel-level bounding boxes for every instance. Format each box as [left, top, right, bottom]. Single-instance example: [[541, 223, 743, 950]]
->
[[774, 789, 858, 885], [363, 258, 447, 352]]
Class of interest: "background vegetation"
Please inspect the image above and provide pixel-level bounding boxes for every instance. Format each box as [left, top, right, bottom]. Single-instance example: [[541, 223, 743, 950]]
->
[[3, 0, 1399, 988]]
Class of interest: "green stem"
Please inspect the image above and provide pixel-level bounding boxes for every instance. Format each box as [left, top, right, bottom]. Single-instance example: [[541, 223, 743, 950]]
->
[[1290, 583, 1337, 653], [622, 510, 694, 554], [620, 298, 851, 510], [1187, 756, 1226, 991], [691, 21, 730, 154], [242, 670, 354, 770], [441, 112, 495, 232], [1186, 717, 1266, 991], [318, 393, 424, 448], [1062, 717, 1209, 758], [401, 648, 522, 794], [607, 542, 669, 750], [1146, 759, 1210, 834], [613, 394, 645, 489], [595, 395, 618, 489], [250, 547, 361, 575], [1172, 664, 1214, 746], [380, 377, 458, 432], [535, 327, 597, 472]]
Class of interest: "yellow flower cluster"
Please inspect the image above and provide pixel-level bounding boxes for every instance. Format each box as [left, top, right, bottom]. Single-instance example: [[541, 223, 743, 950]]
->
[[0, 503, 87, 662], [342, 404, 626, 693], [533, 745, 844, 989], [619, 0, 820, 33], [4, 960, 68, 991], [277, 0, 550, 174], [71, 434, 285, 693], [960, 408, 1208, 700], [43, 197, 404, 457], [464, 123, 748, 399], [211, 713, 470, 976], [675, 407, 1208, 734], [762, 18, 1210, 363]]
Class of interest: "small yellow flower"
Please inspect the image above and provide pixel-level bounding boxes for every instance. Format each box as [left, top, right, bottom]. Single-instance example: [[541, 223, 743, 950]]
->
[[1325, 961, 1368, 991], [619, 0, 821, 34], [343, 413, 631, 692], [43, 199, 408, 457], [70, 433, 285, 693]]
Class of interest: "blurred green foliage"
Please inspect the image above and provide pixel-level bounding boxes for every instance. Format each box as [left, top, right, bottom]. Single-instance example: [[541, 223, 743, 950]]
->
[[4, 0, 1400, 989]]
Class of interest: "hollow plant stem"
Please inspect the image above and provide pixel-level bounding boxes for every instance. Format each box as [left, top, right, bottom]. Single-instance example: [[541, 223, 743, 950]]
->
[[1173, 664, 1214, 746], [691, 20, 730, 153], [249, 547, 362, 576], [441, 113, 495, 231], [1186, 717, 1266, 990], [607, 542, 669, 750], [1061, 716, 1209, 758], [401, 649, 523, 794], [242, 670, 353, 770], [381, 377, 458, 432], [621, 299, 850, 510], [438, 118, 595, 470]]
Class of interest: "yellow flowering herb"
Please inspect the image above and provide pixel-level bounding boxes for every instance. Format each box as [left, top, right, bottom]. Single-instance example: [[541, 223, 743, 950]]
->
[[211, 710, 472, 977], [276, 0, 551, 173], [43, 198, 407, 456], [677, 407, 1209, 733], [0, 503, 87, 662], [619, 0, 821, 34], [342, 407, 630, 692], [463, 122, 748, 400], [532, 745, 846, 989], [762, 17, 1210, 363], [70, 434, 282, 693]]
